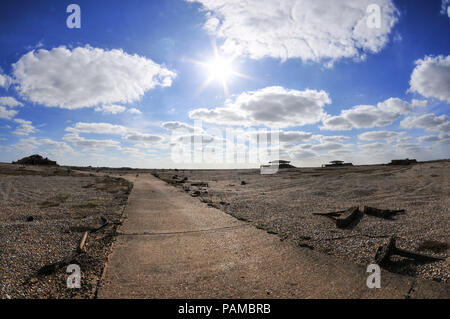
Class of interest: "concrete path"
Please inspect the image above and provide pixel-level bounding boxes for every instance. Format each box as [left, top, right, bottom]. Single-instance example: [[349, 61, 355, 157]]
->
[[97, 175, 448, 299]]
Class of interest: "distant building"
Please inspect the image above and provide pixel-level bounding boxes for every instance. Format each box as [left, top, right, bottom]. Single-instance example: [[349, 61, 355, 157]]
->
[[323, 160, 353, 168], [389, 158, 417, 165], [268, 160, 295, 169]]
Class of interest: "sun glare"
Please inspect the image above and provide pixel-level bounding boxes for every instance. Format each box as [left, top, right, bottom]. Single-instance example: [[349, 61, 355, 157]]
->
[[206, 57, 234, 82], [188, 42, 251, 96]]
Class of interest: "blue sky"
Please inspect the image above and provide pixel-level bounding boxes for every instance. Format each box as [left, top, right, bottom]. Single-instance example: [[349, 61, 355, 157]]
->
[[0, 0, 449, 168]]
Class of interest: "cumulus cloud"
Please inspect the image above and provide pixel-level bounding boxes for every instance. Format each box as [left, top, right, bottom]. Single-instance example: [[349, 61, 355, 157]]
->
[[0, 106, 18, 120], [127, 108, 142, 115], [400, 113, 449, 133], [0, 97, 23, 107], [12, 46, 177, 109], [66, 122, 128, 135], [124, 132, 163, 142], [418, 135, 441, 143], [13, 119, 36, 136], [409, 55, 450, 103], [162, 121, 195, 133], [321, 105, 399, 130], [321, 97, 422, 131], [441, 0, 450, 17], [65, 122, 165, 146], [188, 0, 399, 65], [358, 130, 404, 141], [358, 142, 388, 152], [14, 137, 74, 156], [63, 133, 121, 151], [189, 86, 330, 128], [315, 135, 350, 143], [0, 73, 11, 88], [411, 99, 428, 107], [377, 97, 412, 114], [311, 142, 344, 151], [95, 104, 127, 114]]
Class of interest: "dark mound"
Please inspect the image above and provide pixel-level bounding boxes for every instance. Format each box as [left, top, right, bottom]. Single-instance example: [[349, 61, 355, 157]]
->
[[13, 154, 58, 166]]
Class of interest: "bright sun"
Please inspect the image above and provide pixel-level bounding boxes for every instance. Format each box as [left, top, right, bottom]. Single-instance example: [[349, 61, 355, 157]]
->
[[188, 44, 251, 95], [206, 57, 233, 81]]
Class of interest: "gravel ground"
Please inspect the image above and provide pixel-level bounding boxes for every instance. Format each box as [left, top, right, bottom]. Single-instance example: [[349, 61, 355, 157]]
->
[[155, 160, 449, 284], [0, 164, 132, 299]]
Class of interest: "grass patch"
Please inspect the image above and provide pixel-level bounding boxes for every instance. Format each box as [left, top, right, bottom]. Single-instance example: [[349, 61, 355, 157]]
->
[[418, 240, 448, 254], [236, 216, 249, 222], [39, 201, 61, 208], [72, 200, 102, 209], [39, 194, 69, 208]]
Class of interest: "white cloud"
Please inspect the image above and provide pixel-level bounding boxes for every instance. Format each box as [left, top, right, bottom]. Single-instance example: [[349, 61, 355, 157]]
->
[[0, 106, 18, 120], [124, 132, 163, 142], [311, 142, 344, 151], [441, 0, 449, 17], [0, 97, 23, 107], [13, 137, 73, 156], [63, 133, 121, 151], [358, 142, 388, 152], [162, 121, 195, 133], [189, 0, 399, 65], [13, 46, 177, 109], [13, 119, 36, 136], [189, 86, 330, 128], [358, 130, 403, 141], [321, 105, 399, 130], [377, 97, 411, 114], [315, 135, 350, 143], [65, 122, 165, 145], [411, 99, 428, 107], [278, 131, 313, 143], [418, 135, 441, 143], [400, 113, 449, 133], [0, 74, 11, 88], [409, 55, 450, 103], [321, 97, 421, 131], [66, 122, 128, 135], [95, 104, 127, 114], [127, 108, 142, 115]]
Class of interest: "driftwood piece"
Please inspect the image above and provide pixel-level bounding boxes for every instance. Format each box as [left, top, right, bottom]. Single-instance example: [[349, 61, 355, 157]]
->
[[77, 231, 88, 253], [335, 207, 363, 228], [374, 236, 445, 265], [364, 206, 405, 219]]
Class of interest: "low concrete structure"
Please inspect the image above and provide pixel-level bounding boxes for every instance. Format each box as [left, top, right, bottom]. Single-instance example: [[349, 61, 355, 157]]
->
[[389, 158, 417, 165], [268, 160, 295, 169], [323, 160, 353, 168]]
